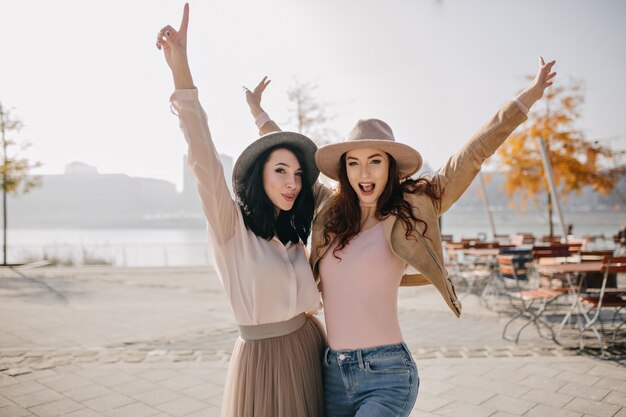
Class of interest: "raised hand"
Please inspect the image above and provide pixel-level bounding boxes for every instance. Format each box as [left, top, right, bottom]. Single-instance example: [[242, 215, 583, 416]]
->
[[516, 57, 556, 110], [526, 57, 557, 102], [156, 3, 193, 89], [243, 76, 272, 114]]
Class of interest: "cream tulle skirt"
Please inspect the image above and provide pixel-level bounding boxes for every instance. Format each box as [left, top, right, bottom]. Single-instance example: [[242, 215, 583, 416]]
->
[[221, 314, 326, 417]]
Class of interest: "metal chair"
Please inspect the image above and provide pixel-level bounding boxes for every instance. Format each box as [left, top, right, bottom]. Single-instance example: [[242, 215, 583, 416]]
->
[[499, 254, 561, 344], [576, 256, 626, 349]]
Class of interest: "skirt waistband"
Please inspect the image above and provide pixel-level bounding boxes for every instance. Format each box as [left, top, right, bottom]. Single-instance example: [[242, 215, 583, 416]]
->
[[238, 313, 307, 341]]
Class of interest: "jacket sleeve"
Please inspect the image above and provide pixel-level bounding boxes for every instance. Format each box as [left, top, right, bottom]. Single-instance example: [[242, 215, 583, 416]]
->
[[432, 100, 527, 215], [170, 89, 238, 243]]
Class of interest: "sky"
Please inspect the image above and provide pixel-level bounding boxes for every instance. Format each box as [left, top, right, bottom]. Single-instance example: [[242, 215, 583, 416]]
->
[[1, 0, 625, 191]]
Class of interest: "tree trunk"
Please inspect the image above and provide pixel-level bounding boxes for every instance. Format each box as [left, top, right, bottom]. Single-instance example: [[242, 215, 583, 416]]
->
[[547, 191, 554, 237], [0, 104, 6, 265]]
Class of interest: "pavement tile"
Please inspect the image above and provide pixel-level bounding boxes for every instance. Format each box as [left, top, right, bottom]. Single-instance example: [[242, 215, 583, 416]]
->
[[555, 370, 602, 386], [550, 361, 597, 373], [447, 373, 492, 389], [160, 375, 205, 391], [39, 375, 92, 392], [444, 386, 495, 405], [132, 387, 182, 406], [418, 366, 458, 382], [481, 366, 530, 384], [180, 383, 219, 400], [12, 389, 64, 408], [519, 374, 569, 392], [481, 394, 536, 415], [0, 396, 10, 408], [413, 393, 453, 412], [480, 380, 532, 398], [521, 387, 575, 408], [15, 369, 58, 381], [82, 392, 134, 412], [155, 397, 207, 416], [111, 379, 159, 395], [0, 380, 47, 398], [90, 372, 137, 388], [559, 381, 611, 402], [434, 400, 496, 417], [613, 408, 626, 417], [108, 402, 160, 417], [524, 404, 583, 417], [418, 379, 455, 396], [136, 369, 182, 383], [0, 375, 17, 388], [518, 363, 563, 378], [587, 364, 626, 381], [73, 369, 115, 380], [63, 384, 113, 402], [594, 377, 626, 393], [29, 398, 83, 417], [603, 390, 626, 407], [408, 410, 440, 417], [184, 407, 221, 417], [0, 404, 34, 417], [564, 397, 621, 417], [63, 409, 107, 417]]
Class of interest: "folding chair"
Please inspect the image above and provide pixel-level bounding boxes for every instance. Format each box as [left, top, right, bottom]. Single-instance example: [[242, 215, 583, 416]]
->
[[499, 254, 561, 343], [576, 256, 626, 349], [481, 249, 531, 308]]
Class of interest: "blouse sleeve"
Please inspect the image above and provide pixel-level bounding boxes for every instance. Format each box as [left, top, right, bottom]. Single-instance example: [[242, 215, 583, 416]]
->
[[170, 88, 238, 243]]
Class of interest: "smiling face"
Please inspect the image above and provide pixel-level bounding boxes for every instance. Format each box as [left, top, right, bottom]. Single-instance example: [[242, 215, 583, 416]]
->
[[345, 147, 389, 206], [262, 148, 303, 212]]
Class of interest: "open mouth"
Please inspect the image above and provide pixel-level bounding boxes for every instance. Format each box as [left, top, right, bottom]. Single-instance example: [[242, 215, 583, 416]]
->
[[358, 183, 375, 196]]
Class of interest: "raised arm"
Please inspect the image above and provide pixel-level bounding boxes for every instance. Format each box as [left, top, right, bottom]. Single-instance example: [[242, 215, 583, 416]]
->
[[157, 4, 238, 243], [243, 77, 282, 135], [432, 58, 556, 215]]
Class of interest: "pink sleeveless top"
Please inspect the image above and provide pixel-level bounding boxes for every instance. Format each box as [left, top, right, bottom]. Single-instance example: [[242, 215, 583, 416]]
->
[[319, 221, 407, 349]]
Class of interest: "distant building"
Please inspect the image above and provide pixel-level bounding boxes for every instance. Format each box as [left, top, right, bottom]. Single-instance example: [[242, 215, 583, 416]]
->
[[10, 155, 234, 228]]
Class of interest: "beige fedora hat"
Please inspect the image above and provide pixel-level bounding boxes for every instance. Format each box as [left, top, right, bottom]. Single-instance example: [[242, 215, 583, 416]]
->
[[315, 119, 422, 181]]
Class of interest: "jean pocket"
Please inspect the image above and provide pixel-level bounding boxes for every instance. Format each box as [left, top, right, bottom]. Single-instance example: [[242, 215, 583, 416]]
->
[[364, 355, 410, 374], [321, 347, 330, 368]]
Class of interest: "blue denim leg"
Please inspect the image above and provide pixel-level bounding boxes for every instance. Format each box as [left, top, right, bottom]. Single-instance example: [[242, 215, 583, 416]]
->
[[323, 343, 419, 417]]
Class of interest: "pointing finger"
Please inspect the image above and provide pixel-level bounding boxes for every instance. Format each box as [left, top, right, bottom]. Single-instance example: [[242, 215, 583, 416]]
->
[[179, 3, 190, 34]]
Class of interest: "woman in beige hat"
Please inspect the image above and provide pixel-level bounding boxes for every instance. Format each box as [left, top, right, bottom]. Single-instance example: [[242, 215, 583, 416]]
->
[[246, 58, 555, 416], [156, 4, 330, 417]]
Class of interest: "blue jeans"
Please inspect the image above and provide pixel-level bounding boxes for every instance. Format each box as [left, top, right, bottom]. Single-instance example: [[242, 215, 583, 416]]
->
[[322, 343, 419, 417]]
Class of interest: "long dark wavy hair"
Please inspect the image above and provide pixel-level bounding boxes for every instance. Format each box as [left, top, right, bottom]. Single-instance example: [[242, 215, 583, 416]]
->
[[322, 153, 442, 259], [236, 144, 314, 245]]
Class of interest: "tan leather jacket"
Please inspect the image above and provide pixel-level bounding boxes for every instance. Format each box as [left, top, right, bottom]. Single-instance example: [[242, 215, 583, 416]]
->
[[309, 101, 527, 317]]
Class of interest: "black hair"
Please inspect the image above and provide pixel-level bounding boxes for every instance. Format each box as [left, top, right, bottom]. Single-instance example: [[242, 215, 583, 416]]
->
[[236, 144, 314, 245]]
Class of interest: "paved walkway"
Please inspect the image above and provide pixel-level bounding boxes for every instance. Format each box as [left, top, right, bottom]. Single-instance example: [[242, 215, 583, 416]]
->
[[1, 266, 624, 417]]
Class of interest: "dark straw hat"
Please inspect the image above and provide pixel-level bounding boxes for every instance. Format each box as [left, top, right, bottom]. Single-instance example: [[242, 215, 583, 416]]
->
[[232, 131, 319, 199]]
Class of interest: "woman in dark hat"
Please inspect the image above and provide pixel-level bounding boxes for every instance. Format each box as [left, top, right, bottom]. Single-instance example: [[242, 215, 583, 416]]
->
[[246, 58, 556, 416], [156, 4, 328, 417]]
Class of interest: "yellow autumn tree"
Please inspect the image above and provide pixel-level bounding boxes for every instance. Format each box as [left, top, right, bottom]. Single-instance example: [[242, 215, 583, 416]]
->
[[497, 78, 626, 236], [0, 102, 42, 264]]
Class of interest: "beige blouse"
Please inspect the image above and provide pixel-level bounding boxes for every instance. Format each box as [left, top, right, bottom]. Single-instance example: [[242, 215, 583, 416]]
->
[[170, 88, 322, 325]]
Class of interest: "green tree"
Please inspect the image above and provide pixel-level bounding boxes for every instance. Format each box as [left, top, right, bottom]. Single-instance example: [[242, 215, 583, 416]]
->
[[0, 103, 42, 265], [497, 79, 626, 236]]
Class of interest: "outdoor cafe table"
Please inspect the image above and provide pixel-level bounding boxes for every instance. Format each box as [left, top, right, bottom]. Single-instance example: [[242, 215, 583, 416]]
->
[[536, 261, 604, 340], [461, 248, 501, 258]]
